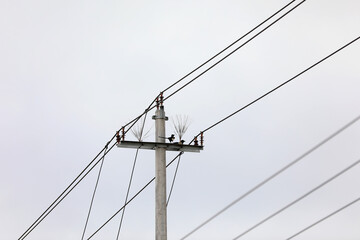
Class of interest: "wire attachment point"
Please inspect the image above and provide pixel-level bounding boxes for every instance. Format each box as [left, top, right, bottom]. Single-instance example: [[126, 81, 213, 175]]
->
[[160, 92, 164, 106], [200, 132, 204, 146], [156, 96, 160, 109], [116, 131, 120, 144], [194, 137, 199, 146], [121, 127, 125, 141]]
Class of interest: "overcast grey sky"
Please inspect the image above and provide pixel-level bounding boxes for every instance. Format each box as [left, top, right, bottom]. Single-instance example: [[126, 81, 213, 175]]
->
[[1, 0, 360, 239]]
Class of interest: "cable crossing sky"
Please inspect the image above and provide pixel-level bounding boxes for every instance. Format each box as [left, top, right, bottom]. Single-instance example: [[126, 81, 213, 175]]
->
[[286, 196, 360, 239], [232, 157, 360, 239]]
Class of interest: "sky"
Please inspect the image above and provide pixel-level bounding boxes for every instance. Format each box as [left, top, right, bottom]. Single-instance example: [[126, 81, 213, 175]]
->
[[1, 0, 360, 239]]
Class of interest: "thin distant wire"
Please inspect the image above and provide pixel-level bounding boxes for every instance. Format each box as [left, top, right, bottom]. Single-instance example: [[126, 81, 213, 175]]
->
[[116, 111, 149, 239], [119, 94, 159, 140], [139, 110, 149, 140], [190, 35, 360, 142], [232, 157, 360, 239], [286, 196, 360, 240], [18, 137, 115, 240], [161, 0, 297, 94], [167, 152, 183, 206], [116, 147, 140, 240], [19, 142, 116, 240], [180, 115, 360, 239], [81, 145, 108, 240], [87, 152, 183, 240], [19, 90, 152, 239], [163, 0, 306, 103]]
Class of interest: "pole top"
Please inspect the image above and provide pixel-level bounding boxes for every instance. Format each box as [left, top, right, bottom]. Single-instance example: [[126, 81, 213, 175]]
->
[[152, 104, 168, 121]]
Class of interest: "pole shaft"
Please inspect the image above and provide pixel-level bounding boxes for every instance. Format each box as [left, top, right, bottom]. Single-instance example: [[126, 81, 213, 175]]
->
[[154, 106, 167, 240]]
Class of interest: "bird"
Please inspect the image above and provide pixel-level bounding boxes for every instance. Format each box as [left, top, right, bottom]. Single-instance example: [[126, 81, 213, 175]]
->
[[159, 134, 175, 142]]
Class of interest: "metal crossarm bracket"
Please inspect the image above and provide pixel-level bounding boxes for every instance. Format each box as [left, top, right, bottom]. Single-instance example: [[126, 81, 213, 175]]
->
[[117, 140, 203, 153]]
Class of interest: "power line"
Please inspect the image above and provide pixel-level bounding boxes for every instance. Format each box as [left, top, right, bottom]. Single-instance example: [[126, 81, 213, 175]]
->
[[190, 35, 360, 141], [232, 157, 360, 239], [81, 145, 108, 240], [18, 140, 115, 240], [163, 0, 306, 103], [121, 98, 157, 135], [180, 36, 360, 238], [167, 153, 183, 206], [19, 142, 116, 240], [161, 0, 297, 94], [87, 152, 183, 240], [19, 88, 155, 239], [117, 0, 303, 134], [180, 115, 360, 239], [116, 111, 150, 239], [286, 196, 360, 239], [116, 147, 140, 239]]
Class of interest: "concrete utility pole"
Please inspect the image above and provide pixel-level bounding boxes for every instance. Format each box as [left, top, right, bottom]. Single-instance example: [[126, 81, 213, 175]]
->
[[153, 105, 168, 240], [116, 95, 203, 240]]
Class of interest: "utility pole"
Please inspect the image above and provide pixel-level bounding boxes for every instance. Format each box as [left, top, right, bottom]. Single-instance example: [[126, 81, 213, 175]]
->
[[117, 94, 203, 239], [153, 105, 168, 240]]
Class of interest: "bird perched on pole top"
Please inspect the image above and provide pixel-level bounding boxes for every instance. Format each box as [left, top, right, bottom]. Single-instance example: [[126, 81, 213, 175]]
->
[[159, 134, 175, 143]]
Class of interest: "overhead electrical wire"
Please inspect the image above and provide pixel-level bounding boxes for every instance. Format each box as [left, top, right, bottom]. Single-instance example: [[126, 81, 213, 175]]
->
[[116, 147, 140, 239], [167, 153, 183, 206], [286, 196, 360, 240], [116, 111, 149, 239], [81, 145, 108, 240], [116, 0, 303, 134], [18, 142, 116, 240], [86, 152, 183, 240], [18, 140, 114, 239], [232, 157, 360, 239], [180, 37, 360, 238], [19, 89, 155, 239], [161, 0, 297, 94], [163, 0, 306, 103], [180, 115, 360, 239], [190, 35, 360, 142]]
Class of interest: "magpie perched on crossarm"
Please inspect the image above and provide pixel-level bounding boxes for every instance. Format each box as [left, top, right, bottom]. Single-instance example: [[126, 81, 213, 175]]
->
[[159, 134, 175, 143]]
